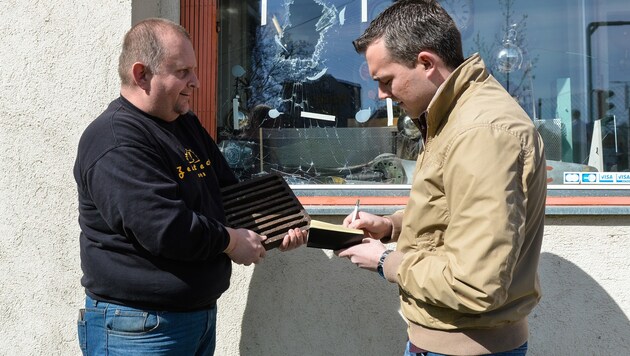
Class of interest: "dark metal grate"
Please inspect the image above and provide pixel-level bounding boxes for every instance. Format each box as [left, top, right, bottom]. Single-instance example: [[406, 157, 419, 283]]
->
[[221, 173, 310, 250]]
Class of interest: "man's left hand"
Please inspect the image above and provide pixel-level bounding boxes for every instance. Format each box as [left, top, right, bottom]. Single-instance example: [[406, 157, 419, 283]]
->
[[335, 238, 386, 271], [278, 228, 308, 252]]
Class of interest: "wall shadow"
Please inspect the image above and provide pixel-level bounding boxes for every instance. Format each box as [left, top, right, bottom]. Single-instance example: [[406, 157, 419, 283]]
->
[[239, 246, 407, 355], [530, 252, 630, 354], [239, 250, 630, 355]]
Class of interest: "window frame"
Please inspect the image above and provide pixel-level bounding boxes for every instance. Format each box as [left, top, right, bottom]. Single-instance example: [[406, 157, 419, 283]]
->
[[180, 1, 630, 216]]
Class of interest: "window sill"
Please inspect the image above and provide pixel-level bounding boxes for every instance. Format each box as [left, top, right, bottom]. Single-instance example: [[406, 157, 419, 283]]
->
[[292, 185, 630, 216]]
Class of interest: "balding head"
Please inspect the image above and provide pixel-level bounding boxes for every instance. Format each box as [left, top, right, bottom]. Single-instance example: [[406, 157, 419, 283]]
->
[[118, 18, 191, 86]]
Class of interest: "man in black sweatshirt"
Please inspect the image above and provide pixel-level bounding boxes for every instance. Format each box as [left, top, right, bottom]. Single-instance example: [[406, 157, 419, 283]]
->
[[74, 18, 306, 355]]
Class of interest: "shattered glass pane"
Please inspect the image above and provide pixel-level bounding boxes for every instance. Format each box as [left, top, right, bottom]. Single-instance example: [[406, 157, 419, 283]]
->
[[217, 0, 417, 184], [217, 0, 630, 187]]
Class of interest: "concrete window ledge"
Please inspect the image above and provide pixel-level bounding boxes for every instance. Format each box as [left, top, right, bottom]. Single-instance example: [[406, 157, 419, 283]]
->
[[291, 186, 630, 216]]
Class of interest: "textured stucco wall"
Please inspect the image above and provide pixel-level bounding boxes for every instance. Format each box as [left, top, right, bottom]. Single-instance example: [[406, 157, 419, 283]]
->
[[0, 1, 173, 355], [0, 1, 132, 355], [1, 1, 629, 355], [215, 215, 630, 356], [532, 215, 630, 355]]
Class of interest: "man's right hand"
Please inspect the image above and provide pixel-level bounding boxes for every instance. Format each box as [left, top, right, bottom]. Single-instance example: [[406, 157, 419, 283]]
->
[[224, 227, 267, 266], [342, 211, 393, 240]]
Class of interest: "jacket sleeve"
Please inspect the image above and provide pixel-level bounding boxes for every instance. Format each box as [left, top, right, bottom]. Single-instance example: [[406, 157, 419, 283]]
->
[[84, 144, 231, 261], [383, 210, 404, 243], [396, 126, 528, 313]]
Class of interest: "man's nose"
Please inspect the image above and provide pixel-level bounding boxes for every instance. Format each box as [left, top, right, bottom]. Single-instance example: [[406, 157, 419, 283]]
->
[[378, 88, 390, 100], [190, 72, 200, 88]]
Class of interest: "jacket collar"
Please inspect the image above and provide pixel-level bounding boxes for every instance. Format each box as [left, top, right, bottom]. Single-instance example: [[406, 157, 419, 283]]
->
[[422, 53, 489, 139]]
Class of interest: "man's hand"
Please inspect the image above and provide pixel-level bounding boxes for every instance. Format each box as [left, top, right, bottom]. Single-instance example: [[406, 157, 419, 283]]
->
[[335, 238, 386, 271], [224, 227, 267, 266], [342, 211, 393, 240], [278, 227, 308, 252]]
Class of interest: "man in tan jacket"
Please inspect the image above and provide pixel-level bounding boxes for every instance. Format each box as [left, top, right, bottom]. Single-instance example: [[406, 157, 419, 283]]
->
[[337, 1, 547, 355]]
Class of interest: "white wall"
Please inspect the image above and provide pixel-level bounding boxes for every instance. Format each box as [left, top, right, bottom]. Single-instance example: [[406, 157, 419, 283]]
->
[[0, 1, 628, 355], [533, 216, 630, 355], [215, 215, 630, 356], [0, 1, 131, 354]]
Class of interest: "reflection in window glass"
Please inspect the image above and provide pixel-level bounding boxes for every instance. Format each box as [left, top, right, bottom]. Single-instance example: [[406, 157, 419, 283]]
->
[[217, 0, 630, 187]]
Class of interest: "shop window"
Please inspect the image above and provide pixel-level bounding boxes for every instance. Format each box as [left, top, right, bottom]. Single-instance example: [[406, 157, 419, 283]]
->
[[216, 0, 630, 189]]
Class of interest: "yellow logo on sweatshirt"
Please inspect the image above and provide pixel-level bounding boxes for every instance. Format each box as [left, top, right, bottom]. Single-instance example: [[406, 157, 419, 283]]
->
[[177, 149, 211, 179]]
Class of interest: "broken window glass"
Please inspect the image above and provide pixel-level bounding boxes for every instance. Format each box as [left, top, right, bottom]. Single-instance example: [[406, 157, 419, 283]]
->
[[217, 0, 630, 187], [217, 0, 417, 184]]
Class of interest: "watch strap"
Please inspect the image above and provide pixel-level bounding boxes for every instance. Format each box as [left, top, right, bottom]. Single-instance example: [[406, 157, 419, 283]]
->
[[377, 249, 393, 279]]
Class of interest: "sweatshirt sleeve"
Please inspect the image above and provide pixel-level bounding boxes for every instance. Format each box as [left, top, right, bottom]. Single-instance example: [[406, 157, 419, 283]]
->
[[396, 126, 527, 313], [84, 144, 230, 261]]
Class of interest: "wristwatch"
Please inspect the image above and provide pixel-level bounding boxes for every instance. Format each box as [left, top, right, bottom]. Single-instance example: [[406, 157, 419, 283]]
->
[[377, 249, 393, 279]]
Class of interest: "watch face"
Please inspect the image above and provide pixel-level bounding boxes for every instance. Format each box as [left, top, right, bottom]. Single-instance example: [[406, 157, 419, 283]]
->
[[439, 0, 474, 38]]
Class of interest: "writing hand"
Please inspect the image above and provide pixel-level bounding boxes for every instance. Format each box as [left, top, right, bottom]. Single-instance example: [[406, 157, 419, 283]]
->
[[342, 211, 393, 240]]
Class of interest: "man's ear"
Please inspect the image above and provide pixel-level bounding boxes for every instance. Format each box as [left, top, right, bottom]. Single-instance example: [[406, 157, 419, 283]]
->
[[131, 62, 152, 90], [417, 51, 448, 85], [417, 51, 436, 71]]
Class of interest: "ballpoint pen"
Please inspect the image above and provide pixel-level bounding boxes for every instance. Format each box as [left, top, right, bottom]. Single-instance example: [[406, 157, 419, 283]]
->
[[351, 199, 360, 223]]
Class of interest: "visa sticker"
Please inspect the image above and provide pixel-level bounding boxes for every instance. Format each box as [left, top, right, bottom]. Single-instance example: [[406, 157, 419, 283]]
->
[[616, 173, 630, 184], [599, 173, 615, 183]]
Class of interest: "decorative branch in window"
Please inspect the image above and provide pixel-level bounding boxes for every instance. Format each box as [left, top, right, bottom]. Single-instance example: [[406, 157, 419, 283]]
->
[[470, 0, 539, 119]]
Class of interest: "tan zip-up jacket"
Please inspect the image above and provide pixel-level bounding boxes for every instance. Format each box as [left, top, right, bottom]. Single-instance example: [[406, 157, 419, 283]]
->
[[382, 54, 547, 355]]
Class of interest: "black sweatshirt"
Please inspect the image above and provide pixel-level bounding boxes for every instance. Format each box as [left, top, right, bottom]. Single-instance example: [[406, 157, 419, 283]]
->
[[74, 96, 238, 311]]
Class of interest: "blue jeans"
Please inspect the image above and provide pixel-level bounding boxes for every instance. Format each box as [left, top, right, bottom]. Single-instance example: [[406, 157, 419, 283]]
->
[[77, 295, 217, 355], [404, 341, 528, 356]]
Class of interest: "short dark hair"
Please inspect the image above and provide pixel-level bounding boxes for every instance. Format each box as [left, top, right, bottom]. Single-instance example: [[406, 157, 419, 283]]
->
[[118, 18, 191, 86], [353, 0, 464, 70]]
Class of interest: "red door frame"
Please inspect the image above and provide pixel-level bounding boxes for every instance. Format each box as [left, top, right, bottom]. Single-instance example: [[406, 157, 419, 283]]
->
[[181, 0, 218, 139]]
